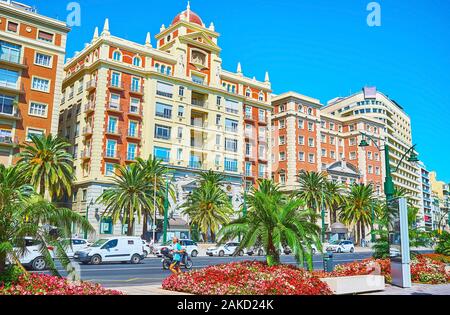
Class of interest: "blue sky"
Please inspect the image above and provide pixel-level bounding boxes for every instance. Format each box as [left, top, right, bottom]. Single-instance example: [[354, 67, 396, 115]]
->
[[25, 0, 450, 181]]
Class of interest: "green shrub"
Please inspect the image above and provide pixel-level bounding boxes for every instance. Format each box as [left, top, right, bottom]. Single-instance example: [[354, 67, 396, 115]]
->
[[0, 265, 24, 286]]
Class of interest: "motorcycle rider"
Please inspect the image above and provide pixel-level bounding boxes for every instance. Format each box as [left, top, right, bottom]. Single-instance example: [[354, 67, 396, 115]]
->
[[169, 236, 183, 275]]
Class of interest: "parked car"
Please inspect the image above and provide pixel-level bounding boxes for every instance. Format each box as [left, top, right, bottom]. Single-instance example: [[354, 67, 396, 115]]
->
[[247, 246, 265, 256], [206, 242, 244, 257], [326, 240, 355, 253], [9, 237, 55, 271], [73, 237, 145, 265], [60, 238, 91, 258], [142, 240, 151, 258], [153, 239, 199, 257]]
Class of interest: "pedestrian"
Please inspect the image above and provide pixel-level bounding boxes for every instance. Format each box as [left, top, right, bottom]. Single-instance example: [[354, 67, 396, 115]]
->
[[361, 238, 366, 248], [169, 236, 183, 275]]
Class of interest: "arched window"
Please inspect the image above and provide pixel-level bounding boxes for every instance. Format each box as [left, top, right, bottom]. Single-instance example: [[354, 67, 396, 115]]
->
[[231, 86, 236, 93], [133, 56, 141, 67], [227, 84, 231, 92], [161, 65, 166, 74], [167, 67, 172, 75], [308, 108, 313, 115], [155, 63, 160, 72], [113, 51, 122, 61], [245, 88, 251, 97], [258, 92, 264, 101]]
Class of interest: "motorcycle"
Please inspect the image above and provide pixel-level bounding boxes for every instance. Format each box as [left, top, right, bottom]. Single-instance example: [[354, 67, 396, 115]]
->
[[161, 247, 193, 270]]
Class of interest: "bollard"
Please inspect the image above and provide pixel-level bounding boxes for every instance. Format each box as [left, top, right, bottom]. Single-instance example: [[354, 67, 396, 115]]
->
[[323, 250, 334, 272]]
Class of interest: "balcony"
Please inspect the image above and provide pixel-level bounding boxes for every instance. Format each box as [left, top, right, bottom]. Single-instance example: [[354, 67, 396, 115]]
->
[[105, 128, 120, 137], [104, 150, 120, 160], [125, 153, 137, 162], [244, 114, 254, 122], [225, 126, 238, 133], [257, 117, 268, 126], [84, 102, 95, 114], [0, 82, 25, 95], [128, 107, 143, 118], [106, 102, 123, 113], [0, 135, 18, 147], [86, 80, 96, 92], [189, 159, 203, 169], [0, 54, 27, 69], [191, 92, 207, 108], [0, 107, 21, 120], [156, 90, 173, 98], [127, 130, 142, 141], [129, 84, 144, 96], [82, 126, 93, 137], [108, 81, 125, 91], [155, 111, 172, 119], [80, 150, 91, 160]]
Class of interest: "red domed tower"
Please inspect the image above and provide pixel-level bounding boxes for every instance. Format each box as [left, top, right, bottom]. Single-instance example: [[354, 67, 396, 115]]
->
[[172, 2, 204, 27]]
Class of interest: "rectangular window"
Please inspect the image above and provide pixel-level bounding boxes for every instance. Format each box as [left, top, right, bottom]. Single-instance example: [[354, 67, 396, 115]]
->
[[29, 102, 47, 117], [258, 164, 267, 178], [279, 136, 285, 145], [131, 77, 140, 92], [0, 41, 21, 64], [245, 143, 252, 156], [321, 149, 327, 157], [105, 163, 115, 176], [258, 109, 265, 121], [308, 122, 314, 131], [32, 77, 50, 92], [178, 105, 184, 117], [177, 127, 183, 139], [111, 72, 121, 87], [154, 125, 171, 140], [156, 81, 173, 98], [179, 86, 184, 96], [154, 147, 170, 162], [225, 138, 238, 152], [298, 136, 304, 145], [244, 106, 251, 118], [130, 98, 140, 114], [330, 151, 336, 159], [26, 128, 44, 141], [308, 137, 315, 147], [216, 134, 221, 146], [224, 158, 238, 172], [7, 21, 18, 33], [127, 143, 137, 161], [38, 30, 54, 43], [298, 119, 304, 129], [245, 162, 252, 176], [35, 53, 52, 67], [107, 117, 118, 133], [216, 114, 222, 125], [308, 153, 315, 163], [128, 121, 138, 137], [279, 119, 285, 129], [155, 102, 172, 119], [106, 140, 117, 157], [0, 68, 19, 89], [225, 99, 239, 114], [350, 152, 357, 160], [321, 134, 326, 143], [177, 148, 183, 161], [279, 152, 286, 161], [225, 118, 238, 133]]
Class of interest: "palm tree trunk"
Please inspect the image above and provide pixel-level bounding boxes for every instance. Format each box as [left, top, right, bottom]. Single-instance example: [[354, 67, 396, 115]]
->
[[266, 231, 280, 266], [361, 223, 366, 245], [210, 230, 216, 243], [357, 221, 362, 245], [142, 215, 148, 238]]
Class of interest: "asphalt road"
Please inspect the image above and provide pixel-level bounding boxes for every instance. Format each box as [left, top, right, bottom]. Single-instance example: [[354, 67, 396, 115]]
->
[[38, 252, 374, 288]]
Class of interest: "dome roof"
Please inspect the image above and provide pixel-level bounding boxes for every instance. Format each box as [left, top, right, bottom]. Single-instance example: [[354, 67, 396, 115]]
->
[[172, 9, 203, 26]]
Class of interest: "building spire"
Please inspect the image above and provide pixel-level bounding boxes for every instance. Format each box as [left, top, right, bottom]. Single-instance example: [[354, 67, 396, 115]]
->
[[187, 1, 191, 20], [92, 26, 99, 42], [145, 32, 152, 47], [102, 18, 110, 36], [237, 62, 243, 76], [265, 71, 270, 83]]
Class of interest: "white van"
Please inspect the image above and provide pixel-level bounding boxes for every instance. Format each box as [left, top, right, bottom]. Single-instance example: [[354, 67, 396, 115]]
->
[[73, 237, 145, 265]]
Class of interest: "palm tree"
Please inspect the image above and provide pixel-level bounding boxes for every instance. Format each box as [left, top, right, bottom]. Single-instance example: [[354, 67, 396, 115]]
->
[[96, 163, 154, 236], [296, 171, 327, 217], [198, 170, 225, 186], [218, 180, 321, 268], [0, 164, 94, 274], [136, 155, 174, 237], [181, 175, 233, 242], [17, 134, 74, 199], [323, 181, 346, 224], [339, 184, 375, 245]]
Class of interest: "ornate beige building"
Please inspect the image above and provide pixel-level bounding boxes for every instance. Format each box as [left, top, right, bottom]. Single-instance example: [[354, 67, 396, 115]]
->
[[59, 4, 272, 238]]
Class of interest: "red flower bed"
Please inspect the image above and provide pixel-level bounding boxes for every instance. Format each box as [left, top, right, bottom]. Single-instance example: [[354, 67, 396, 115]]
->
[[419, 253, 450, 264], [314, 256, 449, 285], [0, 274, 123, 295], [162, 261, 332, 295], [411, 255, 450, 284]]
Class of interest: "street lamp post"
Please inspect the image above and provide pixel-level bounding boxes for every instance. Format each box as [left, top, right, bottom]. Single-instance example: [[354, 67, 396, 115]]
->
[[321, 191, 325, 243], [152, 175, 157, 244], [84, 199, 94, 239], [359, 133, 419, 245], [371, 203, 375, 242]]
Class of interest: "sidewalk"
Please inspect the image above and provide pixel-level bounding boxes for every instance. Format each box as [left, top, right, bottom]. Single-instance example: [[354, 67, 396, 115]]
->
[[363, 283, 450, 295], [113, 285, 190, 295], [113, 283, 450, 295]]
